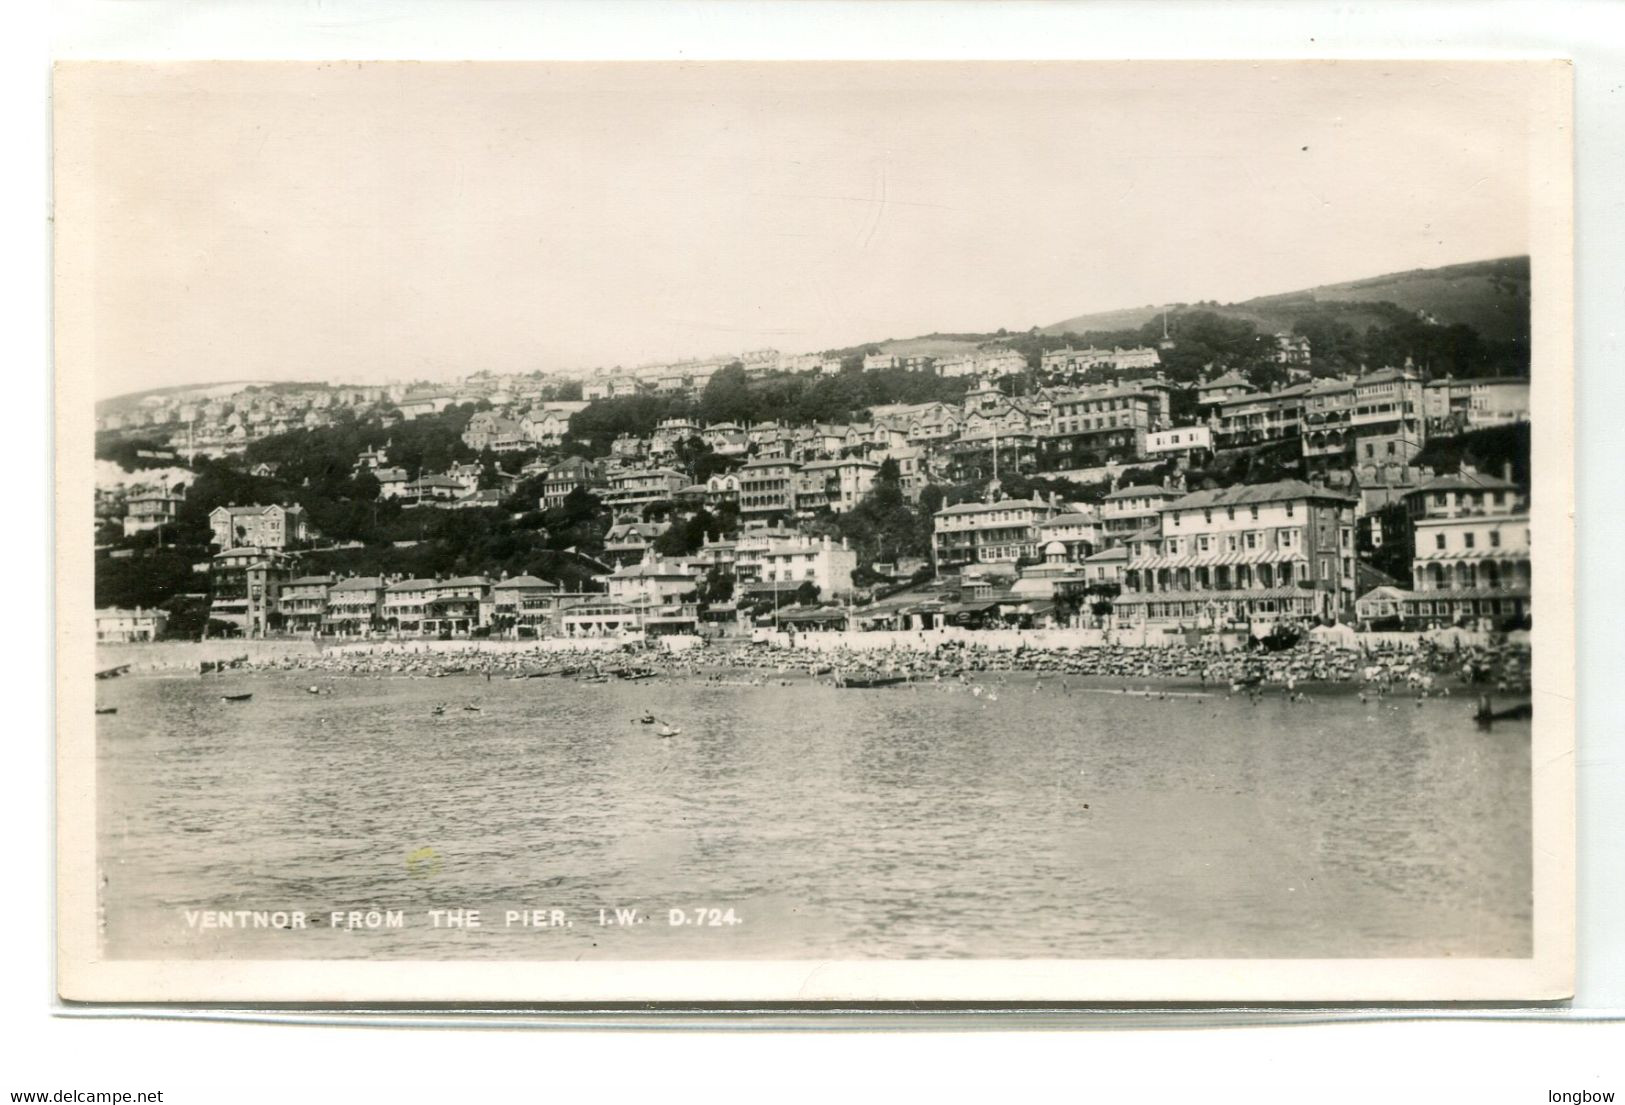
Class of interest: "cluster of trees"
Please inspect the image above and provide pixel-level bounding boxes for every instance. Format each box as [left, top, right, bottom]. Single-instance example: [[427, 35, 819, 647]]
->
[[566, 364, 974, 451]]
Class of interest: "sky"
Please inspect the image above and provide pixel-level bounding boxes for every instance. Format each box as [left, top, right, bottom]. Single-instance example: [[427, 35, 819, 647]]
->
[[54, 61, 1550, 398]]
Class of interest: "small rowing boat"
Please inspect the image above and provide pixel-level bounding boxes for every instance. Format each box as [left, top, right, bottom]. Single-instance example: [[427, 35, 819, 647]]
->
[[220, 693, 253, 703], [837, 674, 909, 689], [95, 707, 116, 715]]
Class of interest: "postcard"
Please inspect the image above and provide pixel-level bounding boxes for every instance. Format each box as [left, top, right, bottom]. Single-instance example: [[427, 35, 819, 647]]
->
[[55, 60, 1574, 1004]]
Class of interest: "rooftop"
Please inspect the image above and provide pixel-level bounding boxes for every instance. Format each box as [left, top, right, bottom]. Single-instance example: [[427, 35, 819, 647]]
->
[[934, 496, 1056, 517], [1165, 479, 1358, 511]]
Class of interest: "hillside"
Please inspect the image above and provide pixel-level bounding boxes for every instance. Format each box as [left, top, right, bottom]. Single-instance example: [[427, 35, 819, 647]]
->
[[1042, 256, 1530, 344], [96, 380, 290, 417]]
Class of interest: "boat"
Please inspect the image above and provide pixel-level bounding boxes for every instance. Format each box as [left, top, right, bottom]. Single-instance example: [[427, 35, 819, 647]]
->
[[1474, 696, 1533, 727], [656, 724, 681, 738], [430, 704, 446, 716], [96, 665, 131, 681], [638, 713, 657, 725], [463, 704, 481, 712], [1258, 625, 1302, 653], [95, 707, 116, 716], [837, 674, 910, 689], [220, 693, 253, 703], [1229, 673, 1265, 692]]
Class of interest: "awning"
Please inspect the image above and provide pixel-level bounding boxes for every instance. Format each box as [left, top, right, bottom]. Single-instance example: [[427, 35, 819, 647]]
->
[[1130, 549, 1301, 570], [1116, 586, 1310, 605]]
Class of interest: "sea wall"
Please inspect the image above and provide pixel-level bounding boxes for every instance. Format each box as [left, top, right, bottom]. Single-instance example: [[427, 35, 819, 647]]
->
[[758, 627, 1252, 653]]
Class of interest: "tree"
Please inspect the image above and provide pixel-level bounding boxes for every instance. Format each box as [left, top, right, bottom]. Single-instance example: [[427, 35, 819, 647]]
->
[[794, 581, 821, 607], [652, 509, 716, 556], [701, 567, 734, 604]]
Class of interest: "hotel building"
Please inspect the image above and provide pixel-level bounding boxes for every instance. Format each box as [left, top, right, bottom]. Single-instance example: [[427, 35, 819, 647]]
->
[[1114, 480, 1357, 628]]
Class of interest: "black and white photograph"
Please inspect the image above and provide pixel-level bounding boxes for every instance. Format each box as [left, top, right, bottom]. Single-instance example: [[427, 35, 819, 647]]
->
[[54, 59, 1574, 1004]]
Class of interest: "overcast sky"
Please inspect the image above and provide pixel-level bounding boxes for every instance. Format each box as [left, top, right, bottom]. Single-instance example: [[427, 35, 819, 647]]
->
[[57, 62, 1548, 398]]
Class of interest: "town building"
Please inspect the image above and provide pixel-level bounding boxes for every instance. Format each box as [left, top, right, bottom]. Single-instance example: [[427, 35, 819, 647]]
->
[[209, 503, 309, 550], [122, 486, 186, 537], [381, 578, 438, 635], [1080, 544, 1128, 589], [746, 533, 857, 597], [490, 575, 559, 635], [95, 607, 169, 643], [1113, 480, 1357, 628], [603, 520, 669, 566], [1100, 483, 1178, 546], [323, 576, 384, 636], [422, 577, 490, 636], [1041, 384, 1165, 469], [931, 495, 1064, 569], [1423, 377, 1474, 431], [600, 467, 686, 512], [534, 457, 601, 509], [1144, 424, 1213, 460], [1036, 508, 1102, 562], [1467, 377, 1532, 428], [738, 457, 800, 520], [277, 575, 335, 634], [208, 547, 293, 636], [1401, 469, 1530, 627], [689, 471, 737, 509], [600, 553, 700, 607], [373, 467, 410, 499], [793, 458, 878, 514], [396, 392, 455, 420], [1274, 332, 1312, 365], [1299, 378, 1356, 473], [1212, 382, 1313, 448], [461, 412, 526, 452], [1196, 372, 1256, 408], [1349, 367, 1427, 465]]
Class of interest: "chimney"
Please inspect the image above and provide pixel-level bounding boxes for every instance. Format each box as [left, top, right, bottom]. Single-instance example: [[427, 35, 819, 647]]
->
[[1502, 461, 1514, 483]]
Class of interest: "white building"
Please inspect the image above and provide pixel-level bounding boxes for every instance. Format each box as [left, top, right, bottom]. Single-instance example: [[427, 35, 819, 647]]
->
[[1402, 469, 1530, 627], [1467, 378, 1532, 428], [95, 607, 169, 643], [1144, 425, 1213, 458], [740, 533, 857, 597]]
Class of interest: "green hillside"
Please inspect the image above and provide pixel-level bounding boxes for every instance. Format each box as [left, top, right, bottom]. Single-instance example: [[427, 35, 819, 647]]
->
[[1042, 256, 1530, 344]]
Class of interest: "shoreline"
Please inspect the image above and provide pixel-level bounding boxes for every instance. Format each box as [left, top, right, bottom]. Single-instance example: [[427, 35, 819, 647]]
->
[[102, 637, 1531, 700]]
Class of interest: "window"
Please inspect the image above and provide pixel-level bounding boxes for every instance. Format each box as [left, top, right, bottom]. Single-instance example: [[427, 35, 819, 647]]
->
[[1435, 533, 1446, 550], [1204, 509, 1213, 524], [1463, 532, 1476, 550], [1284, 501, 1295, 518], [1245, 532, 1258, 550], [1250, 505, 1259, 520], [1489, 530, 1501, 548], [1226, 507, 1235, 520]]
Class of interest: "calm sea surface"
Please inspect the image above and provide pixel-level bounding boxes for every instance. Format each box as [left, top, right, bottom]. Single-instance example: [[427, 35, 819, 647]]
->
[[95, 671, 1531, 960]]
